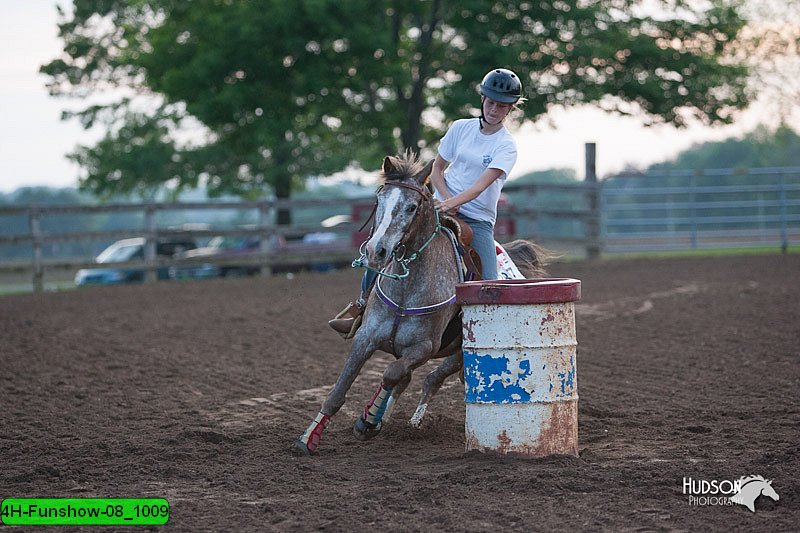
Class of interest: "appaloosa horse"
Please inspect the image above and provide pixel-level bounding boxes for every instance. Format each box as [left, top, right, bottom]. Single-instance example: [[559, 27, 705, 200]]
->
[[292, 152, 548, 455]]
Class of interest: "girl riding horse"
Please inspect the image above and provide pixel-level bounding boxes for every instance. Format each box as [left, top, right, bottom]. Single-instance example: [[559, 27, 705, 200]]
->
[[292, 154, 549, 456], [329, 68, 525, 339]]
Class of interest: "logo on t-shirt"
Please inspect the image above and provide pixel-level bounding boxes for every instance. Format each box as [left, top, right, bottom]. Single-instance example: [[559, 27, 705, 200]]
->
[[482, 155, 492, 167]]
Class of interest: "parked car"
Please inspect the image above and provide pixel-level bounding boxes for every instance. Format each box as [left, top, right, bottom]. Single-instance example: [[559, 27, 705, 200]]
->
[[301, 232, 345, 272], [169, 232, 353, 279], [74, 237, 197, 286], [169, 235, 263, 279]]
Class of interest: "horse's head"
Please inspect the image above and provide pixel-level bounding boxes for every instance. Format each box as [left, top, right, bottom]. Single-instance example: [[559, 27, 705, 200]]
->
[[365, 153, 434, 269], [733, 475, 780, 512], [759, 479, 780, 501]]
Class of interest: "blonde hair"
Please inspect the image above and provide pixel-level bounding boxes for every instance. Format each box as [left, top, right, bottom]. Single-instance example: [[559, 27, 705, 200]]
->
[[505, 97, 526, 126]]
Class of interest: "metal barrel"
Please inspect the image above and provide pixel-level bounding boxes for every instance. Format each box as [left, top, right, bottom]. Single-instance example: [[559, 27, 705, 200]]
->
[[456, 278, 581, 457]]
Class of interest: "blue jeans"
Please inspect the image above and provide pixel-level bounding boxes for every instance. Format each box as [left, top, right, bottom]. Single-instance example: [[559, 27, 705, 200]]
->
[[458, 214, 497, 280], [361, 267, 376, 301]]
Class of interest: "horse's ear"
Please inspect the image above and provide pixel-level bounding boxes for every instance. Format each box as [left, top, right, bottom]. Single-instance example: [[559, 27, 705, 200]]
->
[[415, 159, 434, 184], [382, 156, 396, 176]]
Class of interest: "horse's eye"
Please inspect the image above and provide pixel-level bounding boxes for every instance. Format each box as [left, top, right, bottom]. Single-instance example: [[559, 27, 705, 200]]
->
[[405, 204, 417, 213]]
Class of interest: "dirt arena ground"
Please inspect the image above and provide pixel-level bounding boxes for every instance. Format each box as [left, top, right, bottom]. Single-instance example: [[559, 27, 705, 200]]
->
[[1, 253, 798, 531]]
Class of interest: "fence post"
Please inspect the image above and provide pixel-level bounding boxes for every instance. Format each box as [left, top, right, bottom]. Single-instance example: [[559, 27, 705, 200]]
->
[[779, 173, 788, 254], [144, 205, 157, 282], [29, 208, 44, 293], [690, 173, 698, 250], [585, 143, 601, 259], [258, 201, 273, 277]]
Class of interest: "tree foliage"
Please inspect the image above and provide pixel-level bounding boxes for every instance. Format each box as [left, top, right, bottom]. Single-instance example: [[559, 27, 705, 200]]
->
[[42, 0, 752, 205], [651, 124, 800, 169]]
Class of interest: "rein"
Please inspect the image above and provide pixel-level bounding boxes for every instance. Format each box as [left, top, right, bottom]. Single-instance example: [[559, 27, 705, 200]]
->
[[374, 224, 463, 317], [374, 225, 463, 353], [351, 181, 442, 281]]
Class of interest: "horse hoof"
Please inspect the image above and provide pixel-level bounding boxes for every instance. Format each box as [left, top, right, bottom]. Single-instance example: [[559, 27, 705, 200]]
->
[[290, 439, 313, 456], [353, 417, 382, 441]]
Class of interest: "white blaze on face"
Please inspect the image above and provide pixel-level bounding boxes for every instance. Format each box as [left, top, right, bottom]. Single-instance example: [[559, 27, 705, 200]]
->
[[366, 187, 402, 260]]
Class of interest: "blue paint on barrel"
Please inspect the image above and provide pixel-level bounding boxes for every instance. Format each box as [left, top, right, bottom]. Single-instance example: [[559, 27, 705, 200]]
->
[[557, 355, 576, 396], [464, 350, 533, 403]]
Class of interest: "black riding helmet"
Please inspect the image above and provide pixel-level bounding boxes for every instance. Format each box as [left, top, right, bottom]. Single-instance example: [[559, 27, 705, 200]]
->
[[479, 68, 522, 104]]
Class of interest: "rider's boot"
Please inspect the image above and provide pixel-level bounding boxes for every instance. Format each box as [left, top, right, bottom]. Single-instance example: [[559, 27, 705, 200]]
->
[[328, 298, 366, 339]]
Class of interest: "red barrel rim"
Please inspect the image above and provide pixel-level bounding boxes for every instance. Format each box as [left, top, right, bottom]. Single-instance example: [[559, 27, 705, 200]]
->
[[456, 278, 581, 305]]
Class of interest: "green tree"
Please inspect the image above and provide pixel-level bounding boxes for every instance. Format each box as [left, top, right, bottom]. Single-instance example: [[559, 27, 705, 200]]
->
[[651, 124, 800, 169], [43, 0, 752, 216], [732, 0, 800, 123]]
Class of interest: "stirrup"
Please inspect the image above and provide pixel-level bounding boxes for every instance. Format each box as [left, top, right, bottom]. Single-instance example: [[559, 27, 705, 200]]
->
[[328, 301, 364, 339]]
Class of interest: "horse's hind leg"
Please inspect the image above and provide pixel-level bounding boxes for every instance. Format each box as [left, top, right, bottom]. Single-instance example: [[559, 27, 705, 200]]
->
[[383, 373, 412, 423], [410, 350, 462, 428]]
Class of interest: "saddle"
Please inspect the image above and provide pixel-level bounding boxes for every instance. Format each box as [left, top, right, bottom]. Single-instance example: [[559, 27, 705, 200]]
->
[[440, 214, 482, 281], [333, 213, 481, 346], [437, 215, 482, 353]]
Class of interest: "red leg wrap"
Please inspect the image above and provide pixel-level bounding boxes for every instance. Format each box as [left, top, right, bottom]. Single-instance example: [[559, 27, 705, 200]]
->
[[363, 383, 392, 426], [300, 412, 331, 454]]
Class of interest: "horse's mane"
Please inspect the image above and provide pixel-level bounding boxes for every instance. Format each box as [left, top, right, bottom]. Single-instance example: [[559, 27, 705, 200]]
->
[[380, 151, 425, 183], [739, 475, 770, 485]]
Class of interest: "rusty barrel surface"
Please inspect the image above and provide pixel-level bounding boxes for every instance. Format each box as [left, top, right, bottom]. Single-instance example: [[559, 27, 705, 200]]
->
[[456, 278, 581, 457]]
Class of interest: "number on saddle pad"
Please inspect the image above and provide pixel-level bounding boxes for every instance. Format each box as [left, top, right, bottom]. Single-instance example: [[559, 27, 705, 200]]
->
[[495, 241, 524, 280]]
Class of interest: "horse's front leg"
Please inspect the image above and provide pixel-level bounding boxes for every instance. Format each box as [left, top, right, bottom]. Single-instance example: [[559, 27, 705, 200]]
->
[[352, 371, 411, 441], [292, 336, 376, 456], [353, 340, 433, 440]]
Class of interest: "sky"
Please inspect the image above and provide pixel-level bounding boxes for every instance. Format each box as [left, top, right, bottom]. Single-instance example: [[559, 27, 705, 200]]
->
[[0, 1, 794, 194]]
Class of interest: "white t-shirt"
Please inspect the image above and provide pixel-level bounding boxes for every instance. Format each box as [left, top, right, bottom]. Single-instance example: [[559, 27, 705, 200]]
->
[[435, 118, 517, 225]]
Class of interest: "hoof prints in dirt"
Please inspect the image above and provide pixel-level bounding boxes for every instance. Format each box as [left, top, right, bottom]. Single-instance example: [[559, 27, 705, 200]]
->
[[575, 282, 702, 321], [197, 391, 331, 431], [201, 379, 375, 429], [2, 255, 799, 532]]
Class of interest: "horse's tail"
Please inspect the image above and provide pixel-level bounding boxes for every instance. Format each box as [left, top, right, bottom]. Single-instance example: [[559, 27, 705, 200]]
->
[[502, 239, 557, 279]]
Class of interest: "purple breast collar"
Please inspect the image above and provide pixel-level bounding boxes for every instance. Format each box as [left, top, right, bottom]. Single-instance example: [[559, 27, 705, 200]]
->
[[373, 226, 463, 353]]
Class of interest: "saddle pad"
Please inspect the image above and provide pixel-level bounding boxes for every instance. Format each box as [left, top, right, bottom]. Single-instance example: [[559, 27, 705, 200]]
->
[[495, 241, 525, 280]]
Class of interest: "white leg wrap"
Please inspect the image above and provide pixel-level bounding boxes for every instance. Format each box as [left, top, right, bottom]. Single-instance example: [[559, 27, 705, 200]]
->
[[409, 403, 428, 428], [383, 395, 396, 423]]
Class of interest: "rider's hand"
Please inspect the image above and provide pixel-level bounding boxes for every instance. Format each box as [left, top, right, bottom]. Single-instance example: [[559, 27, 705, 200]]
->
[[435, 198, 459, 215]]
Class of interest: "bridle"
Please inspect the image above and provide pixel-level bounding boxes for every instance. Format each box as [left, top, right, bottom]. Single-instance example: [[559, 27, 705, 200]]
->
[[352, 180, 442, 281], [352, 178, 461, 353]]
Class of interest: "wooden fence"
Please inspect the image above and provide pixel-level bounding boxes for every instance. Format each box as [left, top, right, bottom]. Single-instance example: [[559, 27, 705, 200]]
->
[[0, 175, 601, 293], [7, 145, 798, 294]]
